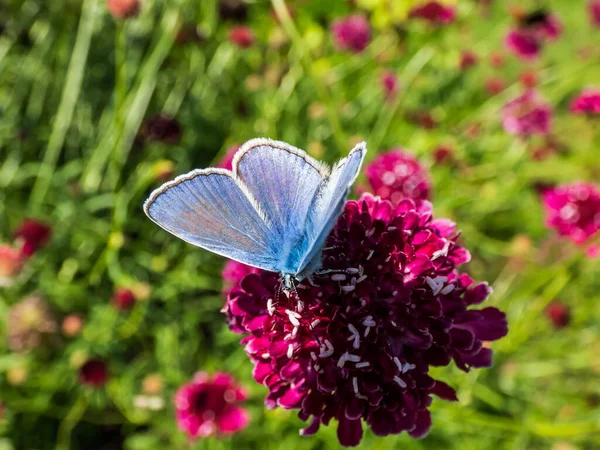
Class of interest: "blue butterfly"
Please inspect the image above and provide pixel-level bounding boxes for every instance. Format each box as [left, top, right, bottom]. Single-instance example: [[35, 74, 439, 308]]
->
[[144, 138, 367, 289]]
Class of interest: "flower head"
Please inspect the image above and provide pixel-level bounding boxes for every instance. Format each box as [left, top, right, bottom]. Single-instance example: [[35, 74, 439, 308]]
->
[[218, 145, 241, 171], [106, 0, 140, 19], [409, 1, 456, 25], [229, 26, 255, 48], [485, 77, 505, 95], [112, 287, 137, 311], [80, 359, 109, 388], [175, 372, 249, 438], [0, 244, 24, 285], [7, 296, 58, 352], [14, 218, 51, 257], [331, 15, 371, 54], [589, 1, 600, 27], [460, 51, 478, 70], [502, 90, 552, 136], [505, 11, 562, 60], [380, 71, 399, 102], [223, 194, 507, 447], [542, 182, 600, 244], [138, 115, 182, 145], [570, 89, 600, 115], [505, 29, 541, 60], [545, 301, 570, 329], [364, 150, 431, 204]]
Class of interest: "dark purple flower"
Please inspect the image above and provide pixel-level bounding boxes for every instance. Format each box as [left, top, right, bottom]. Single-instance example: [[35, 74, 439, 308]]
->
[[364, 150, 431, 204], [174, 372, 249, 438], [13, 218, 51, 257], [570, 89, 600, 115], [223, 194, 507, 447], [409, 1, 455, 25], [139, 115, 182, 145], [331, 15, 371, 54], [80, 359, 109, 388], [502, 90, 552, 136], [542, 182, 600, 244]]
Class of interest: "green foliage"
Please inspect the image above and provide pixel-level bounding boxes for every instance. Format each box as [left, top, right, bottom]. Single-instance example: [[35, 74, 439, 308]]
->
[[1, 0, 599, 449]]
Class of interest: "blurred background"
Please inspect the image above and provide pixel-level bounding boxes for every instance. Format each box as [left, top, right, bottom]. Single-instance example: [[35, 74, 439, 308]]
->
[[1, 0, 599, 449]]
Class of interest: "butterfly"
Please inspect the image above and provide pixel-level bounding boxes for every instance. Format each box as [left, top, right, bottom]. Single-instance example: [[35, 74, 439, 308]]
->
[[143, 138, 367, 289]]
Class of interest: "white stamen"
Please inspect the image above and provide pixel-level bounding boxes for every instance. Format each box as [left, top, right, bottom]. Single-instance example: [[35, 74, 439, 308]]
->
[[286, 309, 302, 319], [388, 226, 397, 231], [393, 357, 402, 372], [353, 377, 359, 395], [391, 321, 397, 327], [267, 299, 275, 316], [310, 319, 321, 328], [261, 353, 270, 359], [402, 363, 416, 373], [385, 255, 391, 262], [291, 326, 299, 338], [287, 344, 294, 358], [358, 265, 364, 276], [287, 314, 300, 327], [348, 324, 360, 349], [356, 362, 370, 368], [425, 276, 444, 296], [346, 354, 360, 362], [331, 274, 347, 281], [360, 298, 367, 307], [297, 300, 304, 312], [347, 268, 359, 274], [365, 228, 375, 237], [319, 340, 334, 358], [341, 285, 356, 293], [440, 284, 455, 295], [296, 284, 308, 289], [356, 275, 367, 284], [394, 376, 407, 388], [392, 290, 398, 296], [337, 353, 348, 368], [310, 352, 317, 361], [432, 240, 450, 260], [362, 316, 376, 327], [367, 250, 374, 260], [364, 326, 371, 337]]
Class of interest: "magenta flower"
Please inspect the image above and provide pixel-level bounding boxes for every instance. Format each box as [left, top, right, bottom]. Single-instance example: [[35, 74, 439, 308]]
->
[[545, 301, 570, 329], [175, 372, 249, 438], [409, 1, 456, 25], [460, 51, 478, 70], [331, 15, 371, 53], [538, 14, 562, 40], [570, 89, 600, 115], [502, 90, 552, 136], [218, 145, 240, 171], [589, 0, 600, 27], [380, 71, 399, 101], [13, 218, 51, 257], [80, 359, 109, 388], [229, 26, 255, 49], [364, 150, 431, 205], [505, 29, 541, 60], [112, 287, 136, 311], [223, 194, 507, 447], [542, 182, 600, 244], [222, 260, 258, 296]]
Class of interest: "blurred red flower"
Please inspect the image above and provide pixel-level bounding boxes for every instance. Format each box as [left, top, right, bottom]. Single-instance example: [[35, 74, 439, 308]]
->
[[409, 1, 456, 25], [0, 244, 24, 285], [14, 218, 51, 257], [460, 51, 478, 70], [106, 0, 140, 19], [380, 70, 399, 101], [545, 301, 570, 329], [80, 359, 109, 388], [175, 372, 249, 438], [229, 26, 255, 48], [331, 15, 371, 53], [112, 287, 136, 311]]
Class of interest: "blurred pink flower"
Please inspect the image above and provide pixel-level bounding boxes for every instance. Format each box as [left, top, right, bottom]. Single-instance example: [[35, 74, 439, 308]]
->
[[433, 146, 453, 165], [505, 29, 541, 60], [538, 14, 562, 40], [409, 1, 456, 25], [229, 26, 255, 48], [485, 77, 505, 95], [14, 218, 51, 257], [545, 301, 570, 329], [589, 0, 600, 27], [223, 194, 507, 446], [570, 89, 600, 115], [80, 359, 109, 388], [542, 182, 600, 244], [502, 90, 552, 136], [489, 51, 506, 68], [112, 287, 136, 311], [519, 70, 538, 88], [380, 71, 399, 101], [331, 15, 371, 53], [460, 51, 478, 70], [0, 244, 23, 285], [175, 372, 249, 438], [364, 149, 431, 204], [218, 145, 240, 171], [107, 0, 140, 19], [222, 259, 257, 295]]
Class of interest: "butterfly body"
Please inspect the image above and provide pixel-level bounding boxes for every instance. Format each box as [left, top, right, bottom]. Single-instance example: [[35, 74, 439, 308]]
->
[[144, 138, 366, 285]]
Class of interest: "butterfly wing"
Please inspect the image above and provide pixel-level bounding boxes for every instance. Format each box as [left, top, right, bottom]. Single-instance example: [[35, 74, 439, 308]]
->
[[233, 138, 329, 272], [295, 142, 367, 277], [144, 168, 280, 272]]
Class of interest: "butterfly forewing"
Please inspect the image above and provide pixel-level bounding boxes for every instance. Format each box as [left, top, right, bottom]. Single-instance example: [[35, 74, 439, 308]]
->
[[144, 169, 280, 272]]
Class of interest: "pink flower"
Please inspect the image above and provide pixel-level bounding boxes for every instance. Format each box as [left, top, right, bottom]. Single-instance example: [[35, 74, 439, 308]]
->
[[13, 218, 51, 257], [380, 71, 399, 101], [175, 372, 249, 438], [112, 287, 136, 311], [433, 146, 453, 164], [545, 301, 570, 329], [0, 244, 23, 285], [542, 182, 600, 244], [364, 150, 431, 204], [538, 14, 562, 40], [502, 90, 552, 136], [80, 359, 109, 388], [460, 51, 478, 70], [223, 194, 507, 446], [331, 15, 371, 53], [107, 0, 140, 19], [505, 29, 541, 60], [589, 1, 600, 27], [222, 260, 258, 296], [229, 26, 255, 48], [519, 70, 538, 88], [485, 77, 505, 95], [218, 145, 240, 171], [409, 1, 456, 25], [570, 89, 600, 115]]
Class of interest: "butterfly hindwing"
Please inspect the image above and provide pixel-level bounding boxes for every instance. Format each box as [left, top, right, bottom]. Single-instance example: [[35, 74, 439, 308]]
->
[[144, 169, 280, 272]]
